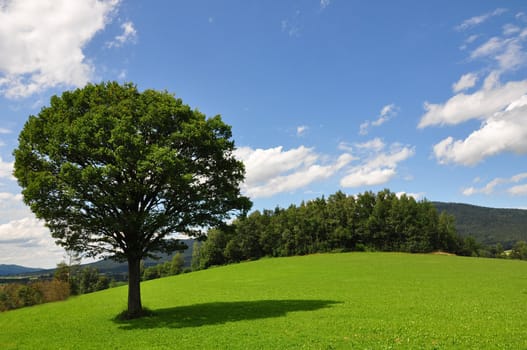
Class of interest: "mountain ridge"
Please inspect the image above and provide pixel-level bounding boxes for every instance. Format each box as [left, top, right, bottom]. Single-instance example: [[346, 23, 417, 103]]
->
[[432, 202, 527, 248], [0, 264, 43, 276]]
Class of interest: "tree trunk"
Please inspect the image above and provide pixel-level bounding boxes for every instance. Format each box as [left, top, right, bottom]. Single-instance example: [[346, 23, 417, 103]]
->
[[127, 256, 143, 318]]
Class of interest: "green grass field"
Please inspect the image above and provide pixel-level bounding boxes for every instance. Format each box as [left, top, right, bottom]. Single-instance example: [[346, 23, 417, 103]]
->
[[1, 253, 526, 349]]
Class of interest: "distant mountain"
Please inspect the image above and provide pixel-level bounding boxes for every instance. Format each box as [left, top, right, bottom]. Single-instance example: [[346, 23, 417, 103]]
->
[[433, 202, 527, 248], [84, 238, 195, 279], [1, 239, 196, 280], [0, 264, 43, 276]]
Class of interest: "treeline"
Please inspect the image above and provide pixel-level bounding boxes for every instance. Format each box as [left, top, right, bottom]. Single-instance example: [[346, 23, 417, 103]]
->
[[0, 264, 110, 312], [192, 190, 482, 270], [0, 279, 70, 312], [141, 252, 189, 280], [54, 263, 110, 295]]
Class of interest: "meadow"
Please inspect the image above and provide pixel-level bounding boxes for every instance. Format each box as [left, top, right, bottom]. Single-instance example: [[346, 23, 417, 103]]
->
[[0, 252, 526, 349]]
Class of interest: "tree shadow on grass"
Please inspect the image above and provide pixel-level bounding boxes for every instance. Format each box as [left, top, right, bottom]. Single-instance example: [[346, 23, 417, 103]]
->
[[114, 299, 340, 330]]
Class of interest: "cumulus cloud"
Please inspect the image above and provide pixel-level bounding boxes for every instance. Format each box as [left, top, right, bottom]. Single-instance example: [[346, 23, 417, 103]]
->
[[432, 95, 527, 165], [0, 0, 120, 99], [0, 191, 65, 268], [0, 217, 65, 268], [418, 77, 527, 128], [424, 15, 527, 166], [463, 173, 527, 196], [320, 0, 330, 9], [0, 191, 34, 225], [359, 104, 398, 135], [455, 8, 507, 31], [340, 139, 414, 188], [452, 73, 478, 93], [106, 21, 137, 48], [234, 145, 354, 198]]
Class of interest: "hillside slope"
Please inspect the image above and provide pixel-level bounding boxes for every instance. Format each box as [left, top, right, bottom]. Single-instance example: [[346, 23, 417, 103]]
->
[[0, 265, 42, 276], [1, 253, 526, 349], [433, 202, 527, 247]]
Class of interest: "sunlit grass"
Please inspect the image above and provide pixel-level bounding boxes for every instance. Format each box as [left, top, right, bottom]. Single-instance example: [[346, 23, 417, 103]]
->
[[1, 253, 526, 349]]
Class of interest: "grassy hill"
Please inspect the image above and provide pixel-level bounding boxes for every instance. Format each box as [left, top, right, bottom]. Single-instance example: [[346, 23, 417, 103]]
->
[[1, 252, 526, 349], [433, 202, 527, 247]]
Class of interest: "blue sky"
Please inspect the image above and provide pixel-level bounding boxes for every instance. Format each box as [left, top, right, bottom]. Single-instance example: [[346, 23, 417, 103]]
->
[[1, 0, 527, 267]]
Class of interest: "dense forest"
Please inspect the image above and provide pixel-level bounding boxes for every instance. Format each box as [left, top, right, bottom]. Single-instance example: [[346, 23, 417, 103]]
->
[[192, 190, 487, 270], [432, 202, 527, 248]]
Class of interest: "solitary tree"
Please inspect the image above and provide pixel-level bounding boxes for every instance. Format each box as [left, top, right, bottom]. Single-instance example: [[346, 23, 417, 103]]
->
[[14, 82, 251, 318]]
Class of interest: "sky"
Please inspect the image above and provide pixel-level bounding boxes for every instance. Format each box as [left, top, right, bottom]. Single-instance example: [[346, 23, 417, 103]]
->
[[1, 0, 527, 268]]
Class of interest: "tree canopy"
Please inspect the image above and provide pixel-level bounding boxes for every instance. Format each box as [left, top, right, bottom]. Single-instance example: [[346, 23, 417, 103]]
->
[[193, 190, 467, 270], [14, 82, 251, 318]]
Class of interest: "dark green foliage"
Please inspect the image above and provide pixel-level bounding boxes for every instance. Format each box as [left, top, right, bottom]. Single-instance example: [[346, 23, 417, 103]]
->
[[510, 241, 527, 260], [196, 189, 470, 269], [141, 252, 188, 281], [13, 82, 250, 318], [78, 267, 110, 294]]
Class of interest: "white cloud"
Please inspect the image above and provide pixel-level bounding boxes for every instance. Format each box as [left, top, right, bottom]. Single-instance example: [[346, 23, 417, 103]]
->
[[340, 140, 414, 188], [0, 128, 11, 134], [0, 217, 65, 268], [0, 157, 14, 180], [503, 24, 521, 36], [355, 137, 385, 152], [456, 8, 507, 31], [235, 145, 354, 198], [236, 140, 414, 197], [470, 30, 527, 72], [452, 73, 478, 93], [106, 21, 137, 48], [0, 0, 120, 99], [463, 178, 504, 196], [372, 104, 398, 126], [432, 95, 527, 165], [320, 0, 330, 9], [0, 191, 65, 268], [508, 184, 527, 195], [296, 125, 308, 136], [337, 142, 353, 153], [418, 77, 527, 128], [471, 37, 505, 58], [463, 172, 527, 196], [359, 121, 370, 135], [0, 191, 33, 225], [359, 104, 398, 135], [460, 35, 480, 50], [395, 191, 425, 200]]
